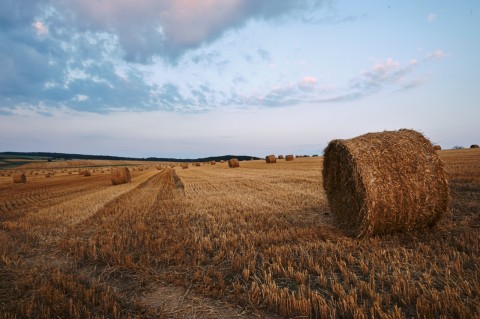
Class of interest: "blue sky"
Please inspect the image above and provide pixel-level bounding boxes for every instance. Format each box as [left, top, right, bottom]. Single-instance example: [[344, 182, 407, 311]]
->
[[1, 0, 479, 158]]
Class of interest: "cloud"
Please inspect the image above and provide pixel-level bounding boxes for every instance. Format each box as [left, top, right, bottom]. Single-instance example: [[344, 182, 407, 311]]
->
[[32, 21, 48, 37], [227, 51, 444, 107], [51, 0, 328, 63], [428, 49, 446, 59], [427, 13, 436, 23]]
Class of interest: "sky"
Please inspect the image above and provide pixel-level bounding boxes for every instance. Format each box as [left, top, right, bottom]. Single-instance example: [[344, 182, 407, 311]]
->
[[1, 0, 479, 158]]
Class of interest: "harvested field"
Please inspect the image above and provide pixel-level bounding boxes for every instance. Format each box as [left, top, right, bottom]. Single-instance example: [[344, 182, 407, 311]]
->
[[0, 151, 479, 318]]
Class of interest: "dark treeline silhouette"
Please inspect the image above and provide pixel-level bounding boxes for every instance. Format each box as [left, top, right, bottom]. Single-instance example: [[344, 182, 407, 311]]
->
[[0, 152, 259, 163]]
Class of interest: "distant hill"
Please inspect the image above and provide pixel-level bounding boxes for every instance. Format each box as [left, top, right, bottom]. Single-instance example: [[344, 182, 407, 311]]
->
[[0, 152, 260, 163]]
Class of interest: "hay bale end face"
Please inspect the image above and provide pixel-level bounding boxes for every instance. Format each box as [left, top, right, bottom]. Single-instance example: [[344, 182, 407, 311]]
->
[[228, 158, 240, 168], [471, 144, 479, 148], [13, 174, 27, 184], [285, 155, 294, 161], [111, 167, 131, 185], [322, 129, 450, 237], [433, 145, 442, 151], [265, 155, 276, 163]]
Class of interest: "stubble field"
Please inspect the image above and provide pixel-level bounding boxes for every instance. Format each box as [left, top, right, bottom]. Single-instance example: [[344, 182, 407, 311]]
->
[[0, 150, 479, 318]]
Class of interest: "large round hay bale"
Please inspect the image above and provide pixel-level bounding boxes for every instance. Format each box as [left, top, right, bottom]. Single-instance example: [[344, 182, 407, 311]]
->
[[13, 174, 26, 184], [323, 129, 450, 237], [111, 167, 131, 185], [278, 155, 284, 159], [285, 155, 294, 161], [181, 164, 189, 169], [211, 161, 216, 165], [195, 163, 201, 167], [470, 144, 479, 148], [228, 158, 240, 168], [433, 145, 442, 151], [82, 170, 91, 177], [265, 155, 276, 163]]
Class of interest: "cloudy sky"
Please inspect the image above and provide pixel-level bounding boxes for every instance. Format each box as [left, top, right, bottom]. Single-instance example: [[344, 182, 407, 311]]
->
[[1, 0, 479, 158]]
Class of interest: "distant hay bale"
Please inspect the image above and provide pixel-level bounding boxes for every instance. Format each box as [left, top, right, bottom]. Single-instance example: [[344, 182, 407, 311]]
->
[[323, 129, 450, 237], [266, 155, 276, 163], [13, 174, 26, 184], [181, 164, 189, 169], [433, 145, 442, 151], [228, 158, 240, 168], [111, 167, 131, 185], [195, 163, 201, 167], [82, 170, 91, 177], [471, 144, 479, 148], [45, 174, 50, 178], [285, 155, 294, 161], [278, 155, 284, 159], [211, 161, 216, 165]]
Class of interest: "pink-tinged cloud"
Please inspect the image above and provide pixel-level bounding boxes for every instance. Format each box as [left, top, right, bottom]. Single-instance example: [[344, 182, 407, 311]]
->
[[428, 50, 446, 59], [32, 21, 48, 37], [53, 0, 326, 62]]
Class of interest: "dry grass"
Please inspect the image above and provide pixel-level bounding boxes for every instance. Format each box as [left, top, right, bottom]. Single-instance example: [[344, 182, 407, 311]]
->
[[0, 152, 479, 318]]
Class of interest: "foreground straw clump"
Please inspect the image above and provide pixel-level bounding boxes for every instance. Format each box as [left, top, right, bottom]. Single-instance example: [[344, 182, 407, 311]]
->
[[323, 129, 450, 237], [111, 167, 131, 185]]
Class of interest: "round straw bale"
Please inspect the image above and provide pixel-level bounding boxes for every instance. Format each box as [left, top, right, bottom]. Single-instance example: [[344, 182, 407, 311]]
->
[[195, 163, 201, 167], [13, 174, 26, 184], [228, 158, 240, 168], [265, 155, 276, 163], [82, 170, 91, 177], [323, 129, 450, 237], [181, 164, 189, 169], [285, 155, 294, 161], [111, 167, 131, 185], [278, 155, 284, 159], [433, 145, 442, 151], [470, 144, 479, 148], [211, 161, 216, 165]]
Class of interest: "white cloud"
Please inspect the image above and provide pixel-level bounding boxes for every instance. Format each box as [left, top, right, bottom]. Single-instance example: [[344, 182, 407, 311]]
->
[[73, 94, 88, 102]]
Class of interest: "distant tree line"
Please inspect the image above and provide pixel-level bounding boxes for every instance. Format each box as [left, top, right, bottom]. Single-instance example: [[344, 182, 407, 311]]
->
[[0, 152, 259, 163]]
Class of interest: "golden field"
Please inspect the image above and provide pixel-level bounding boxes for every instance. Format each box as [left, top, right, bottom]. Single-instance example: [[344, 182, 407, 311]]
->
[[0, 150, 479, 318]]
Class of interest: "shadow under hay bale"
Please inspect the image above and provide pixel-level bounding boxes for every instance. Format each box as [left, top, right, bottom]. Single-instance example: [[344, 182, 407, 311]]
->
[[111, 167, 131, 185], [266, 155, 276, 163], [13, 174, 26, 184], [322, 129, 450, 238], [228, 158, 240, 168]]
